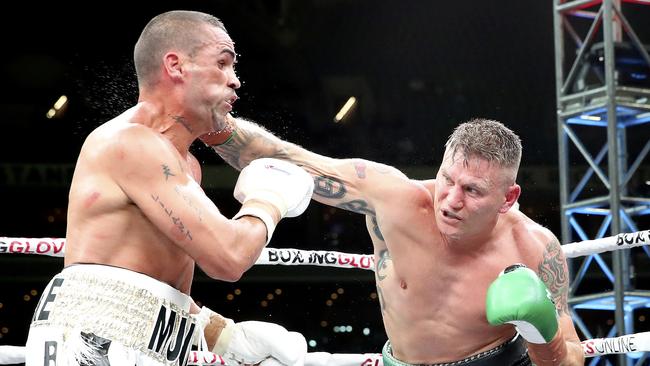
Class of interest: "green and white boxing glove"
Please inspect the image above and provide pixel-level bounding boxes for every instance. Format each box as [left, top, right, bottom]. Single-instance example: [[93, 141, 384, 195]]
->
[[485, 264, 559, 344]]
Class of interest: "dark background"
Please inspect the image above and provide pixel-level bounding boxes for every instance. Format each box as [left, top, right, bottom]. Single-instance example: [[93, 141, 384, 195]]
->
[[1, 0, 649, 362]]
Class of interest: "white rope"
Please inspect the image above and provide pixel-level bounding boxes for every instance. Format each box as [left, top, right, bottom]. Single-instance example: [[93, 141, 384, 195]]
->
[[3, 332, 650, 365], [561, 229, 650, 258], [2, 229, 649, 364], [581, 331, 650, 357], [2, 229, 649, 269], [0, 346, 25, 364], [257, 248, 375, 270], [0, 237, 65, 257]]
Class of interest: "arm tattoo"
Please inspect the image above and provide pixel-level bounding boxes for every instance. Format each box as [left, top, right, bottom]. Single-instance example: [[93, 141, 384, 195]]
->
[[314, 176, 346, 199], [376, 249, 391, 280], [315, 176, 375, 215], [537, 238, 569, 314], [376, 249, 392, 312], [151, 194, 192, 241], [370, 216, 384, 241], [354, 162, 367, 178], [214, 124, 290, 170], [161, 164, 176, 181], [337, 200, 375, 216]]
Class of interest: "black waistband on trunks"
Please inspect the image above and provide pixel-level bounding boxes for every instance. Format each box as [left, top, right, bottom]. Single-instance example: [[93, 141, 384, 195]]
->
[[383, 334, 532, 366]]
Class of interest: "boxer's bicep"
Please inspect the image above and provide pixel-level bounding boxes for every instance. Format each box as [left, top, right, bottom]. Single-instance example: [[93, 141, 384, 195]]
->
[[212, 116, 408, 215], [112, 129, 233, 249], [115, 138, 208, 242], [308, 158, 407, 216]]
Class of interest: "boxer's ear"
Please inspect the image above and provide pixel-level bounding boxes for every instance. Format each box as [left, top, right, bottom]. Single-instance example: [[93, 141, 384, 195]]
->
[[163, 52, 184, 80], [499, 183, 520, 213]]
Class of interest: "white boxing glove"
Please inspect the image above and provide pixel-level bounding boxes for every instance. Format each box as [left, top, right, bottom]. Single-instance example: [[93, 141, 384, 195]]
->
[[233, 158, 314, 243], [213, 319, 307, 366]]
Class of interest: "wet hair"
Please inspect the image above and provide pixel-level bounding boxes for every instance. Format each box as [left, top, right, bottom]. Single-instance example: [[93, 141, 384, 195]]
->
[[445, 118, 522, 182], [133, 10, 226, 87]]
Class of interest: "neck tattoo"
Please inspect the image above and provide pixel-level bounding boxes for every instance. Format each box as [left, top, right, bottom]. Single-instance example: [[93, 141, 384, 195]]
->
[[171, 115, 193, 133]]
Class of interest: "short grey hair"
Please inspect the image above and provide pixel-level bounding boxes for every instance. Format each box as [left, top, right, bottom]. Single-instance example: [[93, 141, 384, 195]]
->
[[134, 10, 226, 87], [445, 118, 522, 179]]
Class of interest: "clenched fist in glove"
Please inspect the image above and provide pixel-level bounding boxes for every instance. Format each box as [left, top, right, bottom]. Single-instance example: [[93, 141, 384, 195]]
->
[[197, 307, 307, 366], [486, 264, 570, 365], [233, 158, 314, 244], [486, 264, 559, 344]]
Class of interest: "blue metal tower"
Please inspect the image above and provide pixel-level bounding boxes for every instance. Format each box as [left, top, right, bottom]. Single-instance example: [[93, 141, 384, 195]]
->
[[553, 1, 650, 365]]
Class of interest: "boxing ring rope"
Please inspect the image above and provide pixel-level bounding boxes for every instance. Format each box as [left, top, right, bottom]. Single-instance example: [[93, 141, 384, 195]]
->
[[1, 229, 649, 365]]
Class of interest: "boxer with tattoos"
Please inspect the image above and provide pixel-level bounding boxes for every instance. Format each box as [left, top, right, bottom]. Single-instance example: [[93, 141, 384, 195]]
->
[[203, 117, 584, 366], [25, 11, 310, 366]]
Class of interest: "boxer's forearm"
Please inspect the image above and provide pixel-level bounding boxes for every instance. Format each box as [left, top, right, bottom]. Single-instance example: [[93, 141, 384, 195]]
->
[[527, 332, 565, 366], [213, 116, 294, 170], [210, 117, 341, 184], [526, 330, 583, 366], [564, 340, 586, 365]]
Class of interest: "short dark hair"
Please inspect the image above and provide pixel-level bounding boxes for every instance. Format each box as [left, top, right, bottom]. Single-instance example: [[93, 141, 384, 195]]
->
[[133, 10, 226, 87]]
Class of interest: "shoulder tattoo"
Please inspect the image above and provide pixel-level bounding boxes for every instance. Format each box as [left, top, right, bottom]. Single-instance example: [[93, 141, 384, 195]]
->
[[161, 164, 176, 181], [537, 237, 570, 314]]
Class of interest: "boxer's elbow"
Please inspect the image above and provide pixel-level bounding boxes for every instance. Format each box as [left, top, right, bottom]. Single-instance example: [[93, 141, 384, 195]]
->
[[210, 267, 245, 282], [199, 253, 247, 282], [199, 225, 266, 281], [217, 249, 259, 282]]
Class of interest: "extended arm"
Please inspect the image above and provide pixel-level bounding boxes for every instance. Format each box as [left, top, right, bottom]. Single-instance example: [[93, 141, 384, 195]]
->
[[204, 115, 408, 217]]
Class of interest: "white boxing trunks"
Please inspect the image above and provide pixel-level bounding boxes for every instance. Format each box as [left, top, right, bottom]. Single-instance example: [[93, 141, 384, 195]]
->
[[25, 264, 199, 366]]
